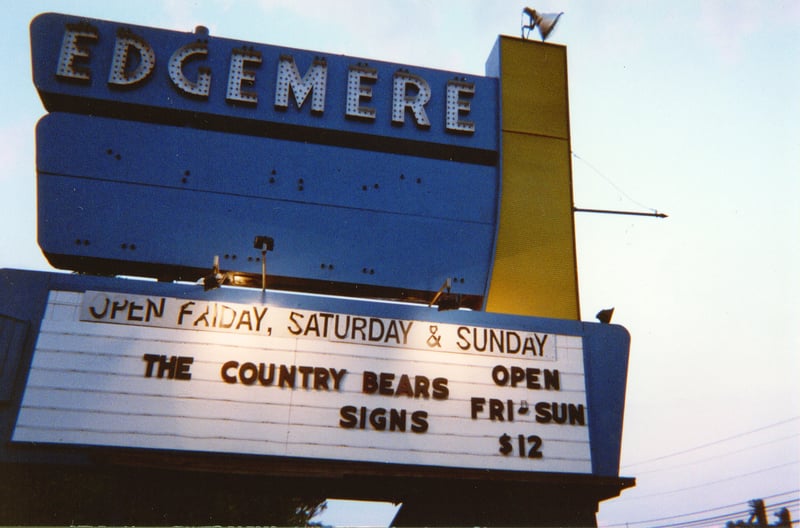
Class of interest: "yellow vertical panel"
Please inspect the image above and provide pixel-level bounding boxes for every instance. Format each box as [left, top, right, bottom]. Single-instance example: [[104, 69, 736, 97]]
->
[[485, 37, 579, 319], [499, 38, 569, 140]]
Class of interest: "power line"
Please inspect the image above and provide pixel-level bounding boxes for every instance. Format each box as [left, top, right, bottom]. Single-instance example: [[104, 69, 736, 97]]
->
[[648, 498, 799, 528], [622, 416, 800, 469], [670, 500, 798, 528], [651, 508, 754, 528], [615, 460, 800, 502], [633, 433, 800, 476], [605, 490, 800, 527], [602, 490, 799, 528]]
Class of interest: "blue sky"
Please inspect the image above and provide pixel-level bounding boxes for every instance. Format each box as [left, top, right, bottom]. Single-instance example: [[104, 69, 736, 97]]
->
[[1, 1, 798, 526]]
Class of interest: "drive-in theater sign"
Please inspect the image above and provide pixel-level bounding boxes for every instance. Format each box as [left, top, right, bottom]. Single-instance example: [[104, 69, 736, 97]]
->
[[0, 12, 633, 526]]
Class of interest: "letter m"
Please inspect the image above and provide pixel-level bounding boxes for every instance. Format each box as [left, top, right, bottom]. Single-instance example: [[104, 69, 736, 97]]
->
[[274, 55, 327, 114]]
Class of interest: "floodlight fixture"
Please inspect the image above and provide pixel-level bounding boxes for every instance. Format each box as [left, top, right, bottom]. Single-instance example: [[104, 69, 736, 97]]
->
[[521, 7, 563, 41], [203, 275, 222, 291], [203, 255, 225, 291], [596, 307, 615, 324], [253, 236, 275, 252]]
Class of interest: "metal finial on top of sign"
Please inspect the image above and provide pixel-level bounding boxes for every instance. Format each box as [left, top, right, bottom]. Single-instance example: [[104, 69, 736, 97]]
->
[[521, 7, 563, 41]]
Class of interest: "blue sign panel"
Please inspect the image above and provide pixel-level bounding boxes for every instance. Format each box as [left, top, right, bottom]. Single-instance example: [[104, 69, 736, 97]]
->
[[31, 13, 502, 306], [30, 13, 498, 164], [37, 112, 497, 305]]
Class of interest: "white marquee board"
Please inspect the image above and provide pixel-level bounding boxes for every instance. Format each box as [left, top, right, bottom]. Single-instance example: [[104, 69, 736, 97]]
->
[[13, 290, 590, 474]]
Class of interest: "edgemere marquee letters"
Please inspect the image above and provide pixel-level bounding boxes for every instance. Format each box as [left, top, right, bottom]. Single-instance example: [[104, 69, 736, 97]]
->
[[13, 291, 592, 474], [55, 22, 476, 133], [31, 13, 497, 148]]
